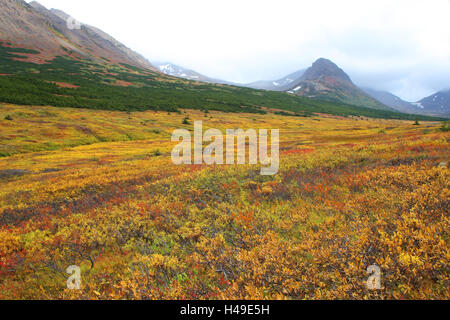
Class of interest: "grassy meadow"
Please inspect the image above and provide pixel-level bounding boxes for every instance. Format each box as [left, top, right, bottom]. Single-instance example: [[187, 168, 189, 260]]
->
[[0, 103, 448, 299]]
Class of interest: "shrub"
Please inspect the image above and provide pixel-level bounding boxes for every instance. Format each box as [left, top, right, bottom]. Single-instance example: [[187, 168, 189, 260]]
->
[[4, 114, 13, 121], [439, 121, 449, 132]]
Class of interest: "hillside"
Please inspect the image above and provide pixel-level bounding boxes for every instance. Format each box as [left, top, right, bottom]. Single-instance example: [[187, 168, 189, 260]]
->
[[0, 0, 154, 70], [0, 1, 444, 121], [362, 87, 418, 112], [363, 87, 450, 118], [157, 58, 449, 118], [415, 89, 450, 117], [0, 41, 444, 121], [286, 58, 393, 111]]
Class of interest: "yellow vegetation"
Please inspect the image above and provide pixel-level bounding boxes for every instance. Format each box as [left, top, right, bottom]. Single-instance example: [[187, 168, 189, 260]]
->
[[0, 103, 448, 299]]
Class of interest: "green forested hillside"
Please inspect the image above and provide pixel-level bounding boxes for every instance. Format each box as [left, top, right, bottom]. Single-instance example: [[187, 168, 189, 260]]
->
[[0, 42, 444, 121]]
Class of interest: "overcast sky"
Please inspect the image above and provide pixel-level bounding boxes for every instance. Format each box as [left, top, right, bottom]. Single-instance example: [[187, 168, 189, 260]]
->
[[28, 0, 450, 101]]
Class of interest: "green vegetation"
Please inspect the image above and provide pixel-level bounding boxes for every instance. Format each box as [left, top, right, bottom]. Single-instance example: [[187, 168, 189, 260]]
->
[[182, 116, 190, 125], [0, 41, 446, 121], [440, 121, 450, 132]]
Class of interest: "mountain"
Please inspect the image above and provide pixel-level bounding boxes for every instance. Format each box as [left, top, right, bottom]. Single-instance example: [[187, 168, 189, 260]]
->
[[153, 62, 240, 86], [285, 58, 392, 111], [246, 69, 305, 91], [153, 62, 306, 91], [155, 62, 217, 82], [0, 1, 444, 122], [362, 88, 418, 113], [153, 62, 307, 92], [0, 0, 154, 70], [155, 62, 206, 81], [414, 89, 450, 117], [362, 87, 450, 117]]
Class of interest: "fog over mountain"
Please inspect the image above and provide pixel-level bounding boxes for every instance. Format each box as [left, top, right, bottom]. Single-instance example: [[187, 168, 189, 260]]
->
[[25, 0, 450, 102]]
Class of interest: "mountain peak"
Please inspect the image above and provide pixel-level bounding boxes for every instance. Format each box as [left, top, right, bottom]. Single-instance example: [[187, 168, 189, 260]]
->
[[285, 58, 391, 111], [314, 58, 335, 65], [302, 58, 352, 83], [29, 1, 46, 10]]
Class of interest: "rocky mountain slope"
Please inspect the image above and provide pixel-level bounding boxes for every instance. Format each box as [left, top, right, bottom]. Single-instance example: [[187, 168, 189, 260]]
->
[[285, 58, 392, 111], [414, 89, 450, 117], [0, 0, 154, 69], [362, 87, 418, 113], [362, 87, 450, 117]]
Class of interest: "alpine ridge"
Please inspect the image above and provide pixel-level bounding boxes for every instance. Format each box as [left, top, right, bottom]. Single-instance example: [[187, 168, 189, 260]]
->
[[414, 89, 450, 117], [245, 69, 306, 91], [154, 62, 237, 85], [363, 87, 450, 117], [285, 58, 392, 111], [0, 0, 155, 70]]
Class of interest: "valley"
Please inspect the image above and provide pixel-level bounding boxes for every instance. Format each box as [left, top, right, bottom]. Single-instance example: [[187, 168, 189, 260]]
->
[[0, 0, 448, 302], [0, 104, 448, 299]]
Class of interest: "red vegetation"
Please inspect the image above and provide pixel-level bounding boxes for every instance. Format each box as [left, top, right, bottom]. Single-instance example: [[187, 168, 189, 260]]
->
[[282, 148, 315, 155], [53, 82, 79, 89], [12, 53, 50, 65], [111, 80, 134, 87]]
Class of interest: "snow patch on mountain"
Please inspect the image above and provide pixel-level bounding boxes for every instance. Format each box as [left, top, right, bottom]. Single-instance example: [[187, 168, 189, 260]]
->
[[156, 63, 203, 81], [412, 102, 424, 109]]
